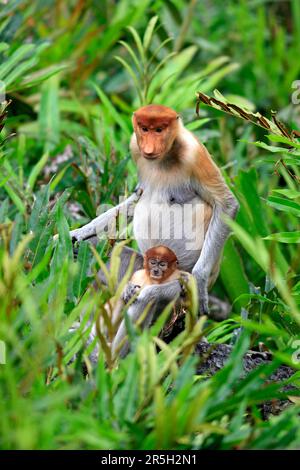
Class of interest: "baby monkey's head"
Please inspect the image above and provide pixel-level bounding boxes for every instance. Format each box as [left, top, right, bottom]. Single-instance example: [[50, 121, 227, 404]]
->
[[144, 245, 178, 282]]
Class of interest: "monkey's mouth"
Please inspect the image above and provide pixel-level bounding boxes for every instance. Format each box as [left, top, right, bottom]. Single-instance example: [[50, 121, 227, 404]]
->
[[150, 271, 163, 279], [142, 153, 160, 160]]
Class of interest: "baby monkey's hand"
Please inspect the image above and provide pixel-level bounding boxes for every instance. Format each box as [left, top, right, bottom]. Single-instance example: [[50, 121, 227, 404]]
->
[[122, 282, 141, 304]]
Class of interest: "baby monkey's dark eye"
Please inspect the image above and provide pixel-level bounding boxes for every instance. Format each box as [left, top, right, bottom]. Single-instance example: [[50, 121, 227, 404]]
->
[[155, 128, 163, 133], [142, 127, 148, 132]]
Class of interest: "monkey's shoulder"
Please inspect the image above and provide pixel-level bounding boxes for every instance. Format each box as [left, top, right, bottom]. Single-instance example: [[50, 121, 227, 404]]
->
[[130, 269, 147, 287]]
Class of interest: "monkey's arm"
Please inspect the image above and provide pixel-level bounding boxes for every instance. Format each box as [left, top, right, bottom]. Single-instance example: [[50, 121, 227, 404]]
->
[[66, 187, 143, 243], [192, 145, 239, 314], [112, 280, 182, 358]]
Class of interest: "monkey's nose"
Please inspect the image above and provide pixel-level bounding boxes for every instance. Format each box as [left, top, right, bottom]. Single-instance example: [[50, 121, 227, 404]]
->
[[143, 151, 156, 159], [153, 269, 160, 275]]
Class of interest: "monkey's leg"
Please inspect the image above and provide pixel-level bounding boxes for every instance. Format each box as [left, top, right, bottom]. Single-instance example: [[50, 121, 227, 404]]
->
[[208, 294, 231, 321], [112, 280, 182, 359], [112, 301, 158, 359], [192, 195, 239, 315]]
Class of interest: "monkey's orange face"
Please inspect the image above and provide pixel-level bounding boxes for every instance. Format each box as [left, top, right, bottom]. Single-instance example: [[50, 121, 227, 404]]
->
[[147, 257, 177, 281], [133, 105, 179, 160], [144, 245, 178, 282]]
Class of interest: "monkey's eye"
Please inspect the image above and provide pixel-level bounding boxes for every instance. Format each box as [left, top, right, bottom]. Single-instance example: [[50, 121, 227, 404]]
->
[[141, 127, 148, 132], [155, 128, 163, 133], [149, 259, 156, 265], [159, 261, 167, 268]]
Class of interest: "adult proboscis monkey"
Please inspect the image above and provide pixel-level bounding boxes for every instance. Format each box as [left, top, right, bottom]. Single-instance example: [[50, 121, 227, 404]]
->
[[69, 104, 239, 354]]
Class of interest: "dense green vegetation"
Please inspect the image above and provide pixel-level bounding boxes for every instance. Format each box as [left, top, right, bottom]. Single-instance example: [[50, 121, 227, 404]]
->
[[0, 0, 299, 450]]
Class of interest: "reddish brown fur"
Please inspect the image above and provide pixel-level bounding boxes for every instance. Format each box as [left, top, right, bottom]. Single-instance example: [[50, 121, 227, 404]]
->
[[134, 104, 178, 126], [144, 246, 178, 283], [130, 246, 180, 287], [144, 245, 178, 278], [132, 104, 179, 160], [144, 245, 178, 265]]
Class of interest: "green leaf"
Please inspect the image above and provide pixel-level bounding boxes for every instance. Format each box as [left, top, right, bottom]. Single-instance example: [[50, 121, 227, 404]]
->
[[149, 37, 173, 64], [248, 140, 295, 154], [11, 63, 69, 92], [264, 231, 300, 243], [4, 55, 39, 87], [9, 213, 24, 254], [118, 40, 142, 74], [267, 196, 300, 216], [127, 26, 145, 63], [210, 333, 250, 404], [0, 44, 35, 80], [39, 75, 60, 152], [93, 83, 131, 137], [27, 152, 49, 191], [143, 16, 158, 50], [28, 185, 54, 269], [73, 242, 91, 299], [0, 43, 8, 53], [272, 188, 300, 199], [220, 237, 249, 309], [237, 169, 268, 236], [115, 355, 139, 421], [114, 56, 143, 103], [151, 52, 177, 78], [54, 204, 73, 262], [3, 182, 25, 214], [267, 134, 300, 149], [186, 118, 212, 131]]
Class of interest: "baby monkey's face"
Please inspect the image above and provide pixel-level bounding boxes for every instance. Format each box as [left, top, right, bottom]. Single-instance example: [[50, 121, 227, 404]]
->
[[144, 245, 178, 282], [148, 258, 168, 280]]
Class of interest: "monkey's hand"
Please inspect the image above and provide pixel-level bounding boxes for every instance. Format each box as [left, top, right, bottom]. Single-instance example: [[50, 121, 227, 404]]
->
[[122, 282, 141, 304], [179, 272, 191, 298], [112, 280, 182, 359]]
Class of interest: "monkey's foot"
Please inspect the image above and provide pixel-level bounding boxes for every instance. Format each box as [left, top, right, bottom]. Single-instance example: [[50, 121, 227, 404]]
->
[[208, 295, 231, 321]]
